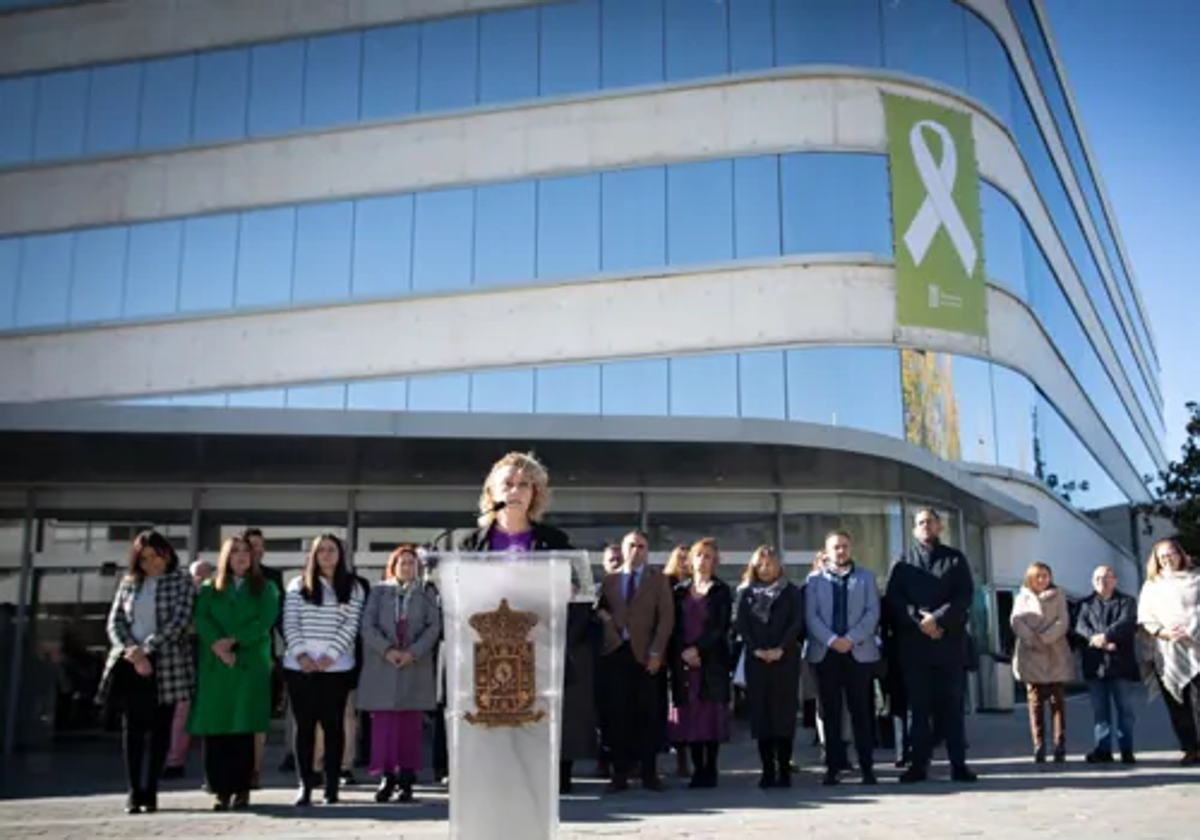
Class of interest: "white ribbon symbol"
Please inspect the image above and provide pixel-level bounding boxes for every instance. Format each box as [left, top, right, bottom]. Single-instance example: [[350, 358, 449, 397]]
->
[[902, 119, 977, 276]]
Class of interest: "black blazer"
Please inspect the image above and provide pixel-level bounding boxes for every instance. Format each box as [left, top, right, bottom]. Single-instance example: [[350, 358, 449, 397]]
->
[[668, 577, 733, 707], [457, 522, 573, 552]]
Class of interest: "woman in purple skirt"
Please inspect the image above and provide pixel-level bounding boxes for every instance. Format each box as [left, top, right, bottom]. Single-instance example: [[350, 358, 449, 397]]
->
[[357, 546, 442, 803], [667, 538, 733, 788]]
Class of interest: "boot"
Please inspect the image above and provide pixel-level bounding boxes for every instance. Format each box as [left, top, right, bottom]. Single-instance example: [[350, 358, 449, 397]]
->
[[774, 738, 793, 788], [674, 745, 691, 778], [703, 741, 719, 788], [397, 771, 416, 803], [294, 784, 312, 807], [374, 773, 397, 803], [687, 743, 706, 788], [757, 739, 776, 789]]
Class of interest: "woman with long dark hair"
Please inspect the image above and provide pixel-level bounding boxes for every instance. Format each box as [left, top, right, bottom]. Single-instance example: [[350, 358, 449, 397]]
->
[[188, 536, 279, 809], [282, 533, 365, 806], [97, 530, 196, 814]]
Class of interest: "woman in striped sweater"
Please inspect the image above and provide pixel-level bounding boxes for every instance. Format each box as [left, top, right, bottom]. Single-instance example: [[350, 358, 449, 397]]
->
[[283, 533, 365, 806]]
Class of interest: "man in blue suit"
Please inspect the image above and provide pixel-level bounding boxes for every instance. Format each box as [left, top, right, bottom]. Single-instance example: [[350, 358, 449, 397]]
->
[[805, 530, 881, 786]]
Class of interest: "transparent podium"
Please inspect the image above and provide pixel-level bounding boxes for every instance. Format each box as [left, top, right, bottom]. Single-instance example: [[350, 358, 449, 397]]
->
[[433, 550, 594, 840]]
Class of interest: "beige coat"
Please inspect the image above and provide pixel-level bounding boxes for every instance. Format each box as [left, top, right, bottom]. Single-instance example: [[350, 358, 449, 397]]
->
[[1011, 587, 1073, 685]]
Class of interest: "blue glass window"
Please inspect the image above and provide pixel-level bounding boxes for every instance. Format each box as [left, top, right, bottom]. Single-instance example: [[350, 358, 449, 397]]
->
[[33, 70, 88, 162], [536, 175, 600, 282], [471, 370, 535, 413], [882, 0, 968, 91], [667, 160, 734, 266], [409, 374, 470, 412], [778, 0, 883, 69], [193, 49, 250, 144], [0, 77, 36, 166], [601, 168, 666, 273], [286, 384, 347, 410], [138, 55, 196, 151], [293, 201, 353, 304], [361, 26, 419, 121], [786, 347, 902, 438], [412, 189, 474, 293], [179, 214, 238, 313], [0, 239, 19, 330], [85, 63, 141, 156], [670, 354, 738, 418], [963, 10, 1012, 127], [69, 227, 127, 324], [782, 154, 891, 255], [235, 208, 296, 308], [228, 389, 286, 408], [602, 359, 668, 416], [347, 379, 407, 411], [733, 156, 782, 259], [480, 9, 539, 105], [738, 350, 786, 420], [728, 0, 775, 73], [352, 195, 414, 299], [539, 0, 601, 97], [981, 182, 1026, 300], [15, 233, 72, 327], [474, 182, 536, 287], [949, 355, 996, 465], [124, 221, 182, 318], [534, 364, 602, 414], [664, 0, 729, 81], [419, 17, 478, 112], [601, 0, 665, 89], [303, 33, 362, 129], [248, 41, 305, 138]]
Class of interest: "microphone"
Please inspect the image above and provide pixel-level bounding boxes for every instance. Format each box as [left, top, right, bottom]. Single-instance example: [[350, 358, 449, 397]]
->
[[426, 500, 508, 556]]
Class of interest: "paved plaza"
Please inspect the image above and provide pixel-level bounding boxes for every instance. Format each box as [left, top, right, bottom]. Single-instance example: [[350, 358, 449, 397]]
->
[[1, 694, 1196, 839]]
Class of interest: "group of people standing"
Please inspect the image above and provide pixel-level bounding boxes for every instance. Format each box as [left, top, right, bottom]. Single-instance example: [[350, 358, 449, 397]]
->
[[96, 450, 1200, 814]]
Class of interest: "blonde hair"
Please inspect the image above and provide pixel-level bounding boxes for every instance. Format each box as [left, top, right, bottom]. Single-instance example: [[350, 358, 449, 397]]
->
[[477, 451, 551, 526], [688, 537, 720, 575], [741, 544, 781, 586], [213, 536, 265, 596], [1146, 538, 1192, 581], [663, 545, 690, 582], [1022, 561, 1054, 591]]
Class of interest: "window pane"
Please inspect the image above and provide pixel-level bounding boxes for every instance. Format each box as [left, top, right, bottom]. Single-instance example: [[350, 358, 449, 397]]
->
[[728, 0, 775, 73], [69, 227, 127, 323], [0, 239, 19, 330], [248, 41, 304, 138], [647, 509, 777, 555], [535, 364, 601, 414], [782, 153, 891, 255], [665, 0, 729, 80], [667, 160, 733, 266], [194, 49, 250, 144], [981, 183, 1026, 300], [347, 379, 408, 411], [539, 0, 601, 97], [412, 189, 474, 293], [138, 55, 196, 151], [738, 350, 786, 420], [15, 233, 72, 327], [235, 208, 296, 308], [361, 25, 419, 121], [474, 181, 536, 287], [536, 175, 600, 282], [670, 354, 738, 417], [0, 77, 36, 165], [777, 0, 883, 68], [882, 0, 968, 91], [418, 17, 478, 112], [179, 214, 238, 313], [303, 32, 362, 129], [601, 0, 665, 89], [601, 167, 666, 273], [991, 363, 1035, 473], [124, 221, 182, 318], [471, 370, 535, 413], [602, 359, 668, 416], [293, 201, 353, 304], [480, 9, 538, 105], [964, 9, 1013, 126], [85, 62, 141, 155], [733, 156, 781, 259], [951, 355, 997, 465], [228, 389, 286, 408], [34, 70, 88, 162], [787, 347, 902, 438], [352, 195, 414, 299], [286, 384, 347, 410], [409, 374, 470, 412]]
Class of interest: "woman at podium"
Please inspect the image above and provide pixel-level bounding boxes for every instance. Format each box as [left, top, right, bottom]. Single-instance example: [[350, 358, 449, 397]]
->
[[457, 451, 597, 794]]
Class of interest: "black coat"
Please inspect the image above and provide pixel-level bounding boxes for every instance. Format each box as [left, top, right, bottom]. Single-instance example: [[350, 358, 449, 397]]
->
[[1074, 590, 1140, 682], [457, 522, 572, 553], [668, 578, 733, 708], [736, 581, 804, 740], [884, 542, 974, 668]]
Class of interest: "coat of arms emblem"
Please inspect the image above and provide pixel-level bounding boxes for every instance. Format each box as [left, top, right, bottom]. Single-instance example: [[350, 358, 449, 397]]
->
[[464, 598, 545, 728]]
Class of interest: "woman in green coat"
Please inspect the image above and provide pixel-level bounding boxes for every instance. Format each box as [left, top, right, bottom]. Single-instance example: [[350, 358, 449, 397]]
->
[[188, 536, 279, 810]]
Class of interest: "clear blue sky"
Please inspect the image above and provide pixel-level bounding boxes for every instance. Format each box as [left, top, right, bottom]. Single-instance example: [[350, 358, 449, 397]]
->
[[1045, 0, 1200, 460]]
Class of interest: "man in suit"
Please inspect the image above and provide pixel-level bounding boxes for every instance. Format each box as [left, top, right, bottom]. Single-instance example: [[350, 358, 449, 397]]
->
[[597, 530, 674, 792], [805, 531, 881, 785]]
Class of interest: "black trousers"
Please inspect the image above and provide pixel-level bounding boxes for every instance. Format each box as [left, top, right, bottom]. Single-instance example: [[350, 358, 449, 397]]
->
[[112, 659, 175, 797], [205, 734, 255, 798], [904, 660, 967, 770], [607, 645, 664, 780], [1160, 673, 1200, 754], [286, 670, 352, 789], [815, 651, 876, 772]]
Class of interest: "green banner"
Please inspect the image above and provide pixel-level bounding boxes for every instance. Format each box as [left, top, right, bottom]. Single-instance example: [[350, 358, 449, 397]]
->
[[885, 94, 986, 337]]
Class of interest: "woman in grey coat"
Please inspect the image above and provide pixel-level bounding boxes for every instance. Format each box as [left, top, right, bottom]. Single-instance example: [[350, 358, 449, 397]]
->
[[357, 545, 442, 803]]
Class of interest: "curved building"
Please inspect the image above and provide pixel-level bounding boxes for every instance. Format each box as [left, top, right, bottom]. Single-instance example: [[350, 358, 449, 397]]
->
[[0, 0, 1165, 735]]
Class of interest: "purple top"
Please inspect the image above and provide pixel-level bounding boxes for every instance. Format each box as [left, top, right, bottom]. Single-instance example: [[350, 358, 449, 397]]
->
[[489, 529, 535, 553]]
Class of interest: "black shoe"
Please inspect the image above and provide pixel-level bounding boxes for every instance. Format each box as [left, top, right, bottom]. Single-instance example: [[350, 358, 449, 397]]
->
[[898, 766, 928, 784], [1053, 748, 1066, 764], [340, 770, 357, 786], [757, 768, 776, 789], [375, 774, 397, 803], [231, 791, 250, 810], [141, 791, 158, 813], [861, 770, 878, 785], [950, 765, 978, 783], [821, 769, 839, 786], [323, 782, 339, 805], [1085, 749, 1114, 764], [1034, 748, 1046, 764], [211, 795, 229, 812], [294, 787, 312, 807], [1120, 751, 1136, 765], [124, 792, 142, 815]]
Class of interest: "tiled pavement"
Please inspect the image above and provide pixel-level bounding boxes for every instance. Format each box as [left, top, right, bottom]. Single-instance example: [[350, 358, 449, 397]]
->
[[1, 692, 1196, 839]]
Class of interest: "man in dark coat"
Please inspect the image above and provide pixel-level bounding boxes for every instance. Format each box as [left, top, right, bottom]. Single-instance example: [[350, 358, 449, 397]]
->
[[1075, 564, 1140, 764], [884, 509, 977, 784]]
